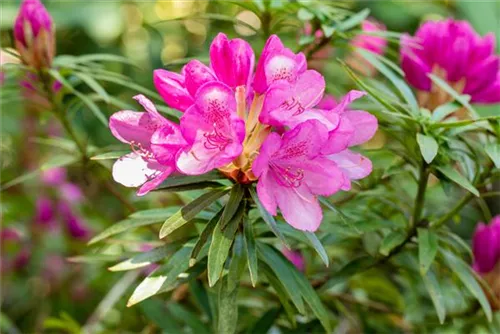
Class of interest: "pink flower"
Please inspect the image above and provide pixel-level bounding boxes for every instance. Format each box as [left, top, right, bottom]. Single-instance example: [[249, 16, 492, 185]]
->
[[282, 248, 305, 271], [0, 228, 30, 273], [472, 216, 500, 274], [253, 35, 306, 94], [109, 94, 186, 195], [41, 167, 67, 186], [348, 19, 388, 76], [60, 183, 84, 204], [252, 120, 346, 231], [154, 33, 254, 112], [401, 19, 500, 104], [35, 197, 55, 228], [58, 202, 91, 240], [176, 82, 246, 175], [14, 0, 55, 69]]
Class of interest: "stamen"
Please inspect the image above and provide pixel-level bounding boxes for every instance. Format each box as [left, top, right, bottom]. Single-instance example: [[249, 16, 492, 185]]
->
[[130, 140, 155, 159], [203, 124, 233, 151], [270, 163, 305, 188], [280, 97, 305, 116]]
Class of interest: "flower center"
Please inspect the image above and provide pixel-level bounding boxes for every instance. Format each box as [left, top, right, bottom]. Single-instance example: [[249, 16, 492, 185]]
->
[[130, 140, 155, 159], [270, 163, 304, 188], [280, 97, 305, 116], [204, 124, 233, 151]]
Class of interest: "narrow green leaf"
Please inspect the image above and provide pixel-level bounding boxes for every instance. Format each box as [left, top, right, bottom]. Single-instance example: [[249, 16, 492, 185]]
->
[[166, 303, 210, 334], [227, 234, 246, 292], [485, 143, 500, 168], [431, 101, 462, 121], [108, 245, 176, 271], [304, 232, 329, 267], [90, 151, 129, 160], [243, 219, 258, 287], [220, 184, 245, 229], [139, 299, 182, 333], [208, 203, 244, 287], [48, 69, 108, 126], [73, 53, 138, 66], [159, 188, 229, 239], [257, 243, 305, 313], [436, 165, 479, 197], [320, 256, 377, 291], [379, 231, 406, 256], [190, 208, 224, 265], [128, 207, 181, 219], [416, 133, 439, 164], [67, 254, 123, 264], [1, 154, 78, 191], [441, 249, 492, 321], [127, 244, 193, 306], [249, 187, 289, 248], [217, 276, 239, 334], [88, 218, 163, 245], [188, 279, 213, 322], [356, 49, 419, 114], [246, 308, 280, 334], [428, 74, 476, 115], [422, 269, 446, 324], [88, 73, 164, 103], [418, 228, 438, 275], [156, 171, 226, 190], [336, 8, 370, 31], [73, 71, 110, 103]]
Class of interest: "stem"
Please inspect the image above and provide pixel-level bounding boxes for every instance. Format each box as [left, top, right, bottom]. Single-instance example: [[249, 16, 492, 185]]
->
[[411, 162, 429, 229], [430, 193, 473, 229]]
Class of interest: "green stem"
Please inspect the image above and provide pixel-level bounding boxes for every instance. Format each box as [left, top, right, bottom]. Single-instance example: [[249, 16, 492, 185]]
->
[[411, 162, 429, 229], [430, 193, 473, 229]]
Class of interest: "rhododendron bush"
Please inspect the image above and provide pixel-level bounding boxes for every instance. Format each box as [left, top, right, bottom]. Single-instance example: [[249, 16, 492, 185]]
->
[[1, 1, 500, 333]]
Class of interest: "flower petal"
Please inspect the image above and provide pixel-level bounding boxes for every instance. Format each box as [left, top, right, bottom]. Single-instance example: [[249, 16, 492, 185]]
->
[[137, 167, 174, 196], [344, 110, 378, 146], [109, 110, 160, 147], [329, 149, 372, 180], [153, 69, 193, 112], [112, 153, 165, 188], [150, 123, 187, 166], [184, 60, 217, 97], [256, 171, 278, 216]]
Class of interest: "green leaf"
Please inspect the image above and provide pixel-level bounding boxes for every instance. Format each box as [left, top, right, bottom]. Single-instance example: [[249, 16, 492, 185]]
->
[[128, 207, 181, 219], [88, 217, 163, 245], [356, 49, 419, 114], [320, 256, 377, 291], [336, 8, 370, 31], [159, 188, 229, 239], [257, 243, 305, 313], [166, 303, 210, 334], [418, 228, 438, 275], [260, 264, 296, 327], [428, 74, 476, 116], [139, 299, 182, 333], [67, 254, 123, 264], [190, 208, 224, 265], [249, 187, 289, 248], [127, 243, 194, 306], [416, 133, 439, 164], [90, 151, 129, 160], [243, 219, 258, 287], [304, 232, 329, 267], [441, 249, 492, 321], [48, 69, 108, 126], [431, 101, 462, 121], [155, 171, 226, 190], [422, 269, 446, 324], [108, 245, 176, 271], [485, 143, 500, 168], [436, 165, 479, 197], [208, 202, 244, 287], [220, 184, 245, 229], [1, 154, 78, 191], [227, 234, 246, 292], [246, 308, 281, 334], [217, 276, 239, 334], [379, 231, 406, 256], [73, 71, 110, 103]]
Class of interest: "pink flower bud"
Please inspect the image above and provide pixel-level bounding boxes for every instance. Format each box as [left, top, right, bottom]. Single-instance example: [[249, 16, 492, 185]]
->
[[13, 0, 55, 69], [472, 216, 500, 273], [35, 197, 55, 228]]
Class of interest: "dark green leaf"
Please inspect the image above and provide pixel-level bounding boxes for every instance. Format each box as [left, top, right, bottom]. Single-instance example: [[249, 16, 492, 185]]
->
[[246, 308, 281, 334], [156, 171, 226, 190], [220, 184, 245, 229], [418, 228, 438, 275], [417, 134, 439, 164], [304, 232, 329, 267], [379, 231, 406, 256], [90, 151, 129, 160], [159, 188, 229, 239], [422, 269, 446, 324], [243, 219, 258, 287], [139, 299, 182, 334], [320, 256, 377, 291], [336, 8, 370, 31], [190, 208, 224, 265], [208, 202, 244, 287], [249, 187, 289, 248], [217, 275, 239, 334], [88, 218, 162, 245], [166, 303, 210, 334], [436, 165, 479, 197], [73, 71, 110, 103], [442, 249, 492, 321]]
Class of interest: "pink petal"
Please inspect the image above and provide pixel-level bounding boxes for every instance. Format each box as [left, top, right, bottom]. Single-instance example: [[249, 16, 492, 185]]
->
[[344, 110, 378, 146], [137, 167, 174, 196], [183, 60, 217, 97], [251, 132, 281, 177], [464, 56, 499, 95], [274, 120, 328, 162], [329, 149, 373, 180], [256, 171, 278, 216], [470, 74, 500, 104], [112, 153, 166, 188], [299, 156, 345, 196], [321, 117, 355, 155], [400, 34, 432, 91], [153, 69, 193, 112], [331, 90, 367, 115], [109, 111, 156, 147], [317, 94, 337, 110], [210, 33, 255, 89], [150, 123, 187, 166], [274, 183, 323, 232]]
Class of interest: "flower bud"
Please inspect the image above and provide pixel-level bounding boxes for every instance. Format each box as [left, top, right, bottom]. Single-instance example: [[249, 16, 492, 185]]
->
[[472, 217, 500, 273], [13, 0, 55, 69]]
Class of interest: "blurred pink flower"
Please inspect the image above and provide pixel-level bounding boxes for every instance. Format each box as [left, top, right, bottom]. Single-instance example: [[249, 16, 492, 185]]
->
[[41, 167, 67, 186], [401, 19, 500, 106], [472, 216, 500, 274], [60, 183, 84, 204], [34, 197, 56, 228], [282, 248, 305, 272], [58, 202, 91, 240], [14, 0, 55, 69], [0, 228, 30, 273]]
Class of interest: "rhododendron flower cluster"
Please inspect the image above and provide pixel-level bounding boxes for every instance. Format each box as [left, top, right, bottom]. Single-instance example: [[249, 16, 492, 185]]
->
[[109, 33, 378, 231], [401, 19, 500, 108]]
